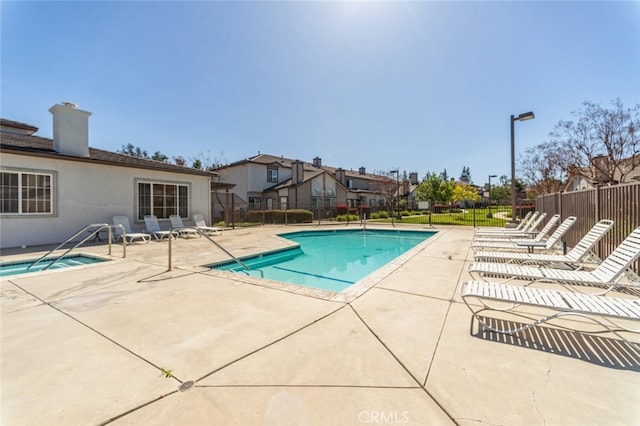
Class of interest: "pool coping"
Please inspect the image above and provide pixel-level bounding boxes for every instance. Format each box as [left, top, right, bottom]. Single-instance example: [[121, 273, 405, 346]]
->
[[202, 228, 441, 303], [0, 252, 113, 280]]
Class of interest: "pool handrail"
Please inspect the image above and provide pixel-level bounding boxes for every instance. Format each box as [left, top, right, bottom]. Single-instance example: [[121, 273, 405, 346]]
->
[[167, 226, 258, 276], [26, 223, 126, 271]]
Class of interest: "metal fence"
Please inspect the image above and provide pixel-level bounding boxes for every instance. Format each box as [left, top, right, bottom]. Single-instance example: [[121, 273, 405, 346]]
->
[[212, 196, 535, 229], [536, 181, 640, 274]]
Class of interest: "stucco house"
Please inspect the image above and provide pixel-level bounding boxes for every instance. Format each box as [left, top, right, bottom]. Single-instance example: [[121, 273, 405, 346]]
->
[[215, 154, 394, 216], [0, 102, 219, 249], [564, 155, 640, 191]]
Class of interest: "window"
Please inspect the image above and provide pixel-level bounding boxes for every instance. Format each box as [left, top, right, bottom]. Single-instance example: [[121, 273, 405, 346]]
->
[[311, 197, 335, 209], [137, 182, 189, 220], [347, 179, 353, 189], [248, 197, 262, 210], [267, 167, 278, 183], [1, 171, 53, 215]]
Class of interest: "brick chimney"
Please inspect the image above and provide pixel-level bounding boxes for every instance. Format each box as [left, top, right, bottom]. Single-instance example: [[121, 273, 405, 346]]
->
[[49, 102, 91, 157], [409, 172, 418, 185]]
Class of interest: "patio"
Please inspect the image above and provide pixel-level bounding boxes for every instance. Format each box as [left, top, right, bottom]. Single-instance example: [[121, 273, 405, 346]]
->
[[1, 224, 638, 425]]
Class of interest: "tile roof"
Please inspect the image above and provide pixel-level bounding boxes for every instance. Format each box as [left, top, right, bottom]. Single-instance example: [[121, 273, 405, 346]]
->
[[0, 130, 217, 177], [224, 152, 388, 182]]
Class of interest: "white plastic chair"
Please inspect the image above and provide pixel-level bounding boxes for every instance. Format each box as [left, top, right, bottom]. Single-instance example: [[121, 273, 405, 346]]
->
[[143, 215, 173, 240], [112, 216, 151, 243], [193, 213, 223, 236], [169, 215, 200, 238]]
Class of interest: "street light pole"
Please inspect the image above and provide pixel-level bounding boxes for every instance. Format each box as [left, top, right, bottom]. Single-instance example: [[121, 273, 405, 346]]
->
[[487, 174, 497, 217], [390, 169, 400, 220], [510, 111, 535, 223]]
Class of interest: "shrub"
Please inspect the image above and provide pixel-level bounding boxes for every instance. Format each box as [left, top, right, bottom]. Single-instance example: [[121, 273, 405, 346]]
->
[[400, 210, 411, 216], [450, 208, 462, 213], [335, 214, 360, 222], [245, 209, 313, 224]]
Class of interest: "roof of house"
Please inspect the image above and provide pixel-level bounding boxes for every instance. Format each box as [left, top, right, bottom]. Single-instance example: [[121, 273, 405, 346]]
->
[[223, 152, 389, 183], [0, 124, 217, 178], [223, 153, 316, 171], [265, 170, 327, 191]]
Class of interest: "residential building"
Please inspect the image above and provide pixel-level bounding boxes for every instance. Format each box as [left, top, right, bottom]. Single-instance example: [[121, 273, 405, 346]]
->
[[0, 103, 220, 248], [564, 155, 640, 191], [215, 154, 396, 217]]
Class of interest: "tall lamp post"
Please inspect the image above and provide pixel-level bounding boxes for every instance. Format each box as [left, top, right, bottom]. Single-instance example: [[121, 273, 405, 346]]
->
[[510, 111, 535, 223], [487, 174, 497, 217], [390, 169, 400, 220]]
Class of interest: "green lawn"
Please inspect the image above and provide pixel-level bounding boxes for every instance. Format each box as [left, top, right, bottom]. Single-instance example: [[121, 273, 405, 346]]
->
[[371, 208, 510, 227]]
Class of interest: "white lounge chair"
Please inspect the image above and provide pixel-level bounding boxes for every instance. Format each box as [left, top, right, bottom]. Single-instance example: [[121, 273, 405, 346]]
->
[[469, 226, 640, 293], [193, 213, 223, 236], [474, 212, 546, 237], [460, 280, 640, 345], [471, 216, 576, 252], [475, 211, 534, 232], [169, 215, 200, 238], [143, 215, 173, 240], [474, 219, 615, 267], [113, 215, 151, 244], [474, 214, 559, 241]]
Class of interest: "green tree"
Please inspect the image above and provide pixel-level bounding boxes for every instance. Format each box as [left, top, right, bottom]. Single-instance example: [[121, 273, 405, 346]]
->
[[452, 183, 480, 203], [459, 166, 472, 183], [152, 151, 169, 163], [490, 186, 510, 203], [118, 143, 149, 158], [416, 171, 454, 204]]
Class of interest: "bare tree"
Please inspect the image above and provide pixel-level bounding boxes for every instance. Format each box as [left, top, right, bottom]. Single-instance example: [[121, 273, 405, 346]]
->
[[518, 142, 566, 196], [372, 170, 398, 212], [550, 99, 640, 185], [191, 150, 228, 171]]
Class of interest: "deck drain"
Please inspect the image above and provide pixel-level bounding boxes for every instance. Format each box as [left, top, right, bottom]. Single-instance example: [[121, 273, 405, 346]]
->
[[178, 380, 195, 392]]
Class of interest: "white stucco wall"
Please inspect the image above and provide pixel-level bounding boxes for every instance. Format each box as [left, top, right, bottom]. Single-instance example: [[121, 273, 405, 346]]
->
[[1, 153, 211, 248]]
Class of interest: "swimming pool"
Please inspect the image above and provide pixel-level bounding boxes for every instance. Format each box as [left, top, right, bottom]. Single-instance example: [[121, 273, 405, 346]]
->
[[0, 254, 107, 278], [211, 229, 435, 292]]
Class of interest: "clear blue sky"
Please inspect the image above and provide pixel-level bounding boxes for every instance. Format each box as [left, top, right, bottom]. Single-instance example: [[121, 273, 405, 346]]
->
[[2, 1, 639, 186]]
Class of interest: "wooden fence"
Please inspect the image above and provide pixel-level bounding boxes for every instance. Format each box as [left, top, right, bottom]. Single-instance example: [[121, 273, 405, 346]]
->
[[536, 181, 640, 274]]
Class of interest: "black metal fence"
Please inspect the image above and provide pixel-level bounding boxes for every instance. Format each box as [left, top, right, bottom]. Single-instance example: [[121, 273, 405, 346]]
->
[[212, 196, 535, 229]]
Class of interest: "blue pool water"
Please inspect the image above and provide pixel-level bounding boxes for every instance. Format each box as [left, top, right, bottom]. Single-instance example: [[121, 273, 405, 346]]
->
[[212, 229, 435, 292], [0, 254, 106, 277]]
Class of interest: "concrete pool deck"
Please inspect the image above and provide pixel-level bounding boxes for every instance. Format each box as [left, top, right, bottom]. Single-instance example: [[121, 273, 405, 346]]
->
[[1, 223, 639, 425]]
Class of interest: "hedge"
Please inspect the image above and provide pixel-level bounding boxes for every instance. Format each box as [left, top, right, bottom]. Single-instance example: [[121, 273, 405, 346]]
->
[[245, 209, 314, 224]]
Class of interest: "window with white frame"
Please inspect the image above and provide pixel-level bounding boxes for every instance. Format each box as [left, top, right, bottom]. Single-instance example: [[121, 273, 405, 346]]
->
[[267, 167, 278, 183], [137, 182, 189, 220], [0, 171, 53, 215]]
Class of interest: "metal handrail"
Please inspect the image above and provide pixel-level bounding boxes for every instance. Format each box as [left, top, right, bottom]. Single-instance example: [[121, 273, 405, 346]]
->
[[167, 226, 259, 276], [27, 223, 126, 271]]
